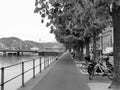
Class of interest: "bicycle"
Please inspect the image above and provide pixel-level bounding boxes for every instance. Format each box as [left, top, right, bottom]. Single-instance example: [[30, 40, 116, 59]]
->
[[88, 57, 113, 80]]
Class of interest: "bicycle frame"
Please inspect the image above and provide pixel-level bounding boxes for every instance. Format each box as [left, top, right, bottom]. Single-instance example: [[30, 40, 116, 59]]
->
[[88, 56, 113, 80], [93, 63, 105, 75]]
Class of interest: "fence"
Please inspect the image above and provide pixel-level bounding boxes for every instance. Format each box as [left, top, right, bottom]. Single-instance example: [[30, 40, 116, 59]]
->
[[0, 56, 58, 90]]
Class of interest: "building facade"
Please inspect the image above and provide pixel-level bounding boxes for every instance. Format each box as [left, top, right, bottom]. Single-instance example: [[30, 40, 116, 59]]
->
[[101, 26, 113, 53]]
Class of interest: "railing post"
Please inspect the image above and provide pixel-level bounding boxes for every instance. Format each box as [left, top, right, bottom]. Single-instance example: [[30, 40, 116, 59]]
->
[[48, 57, 49, 67], [48, 56, 50, 65], [50, 57, 52, 64], [1, 67, 4, 90], [22, 62, 25, 87], [52, 57, 53, 64], [39, 57, 41, 73], [51, 57, 52, 64], [50, 57, 51, 65], [33, 59, 35, 78], [46, 57, 48, 67], [44, 57, 46, 69], [53, 57, 54, 63]]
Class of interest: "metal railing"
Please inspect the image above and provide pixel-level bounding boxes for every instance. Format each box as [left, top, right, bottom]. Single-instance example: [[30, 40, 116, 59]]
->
[[0, 56, 58, 90]]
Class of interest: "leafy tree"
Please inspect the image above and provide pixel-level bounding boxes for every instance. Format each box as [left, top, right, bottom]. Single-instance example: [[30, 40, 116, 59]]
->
[[34, 0, 120, 89], [34, 0, 87, 53], [107, 0, 120, 89], [89, 0, 120, 89]]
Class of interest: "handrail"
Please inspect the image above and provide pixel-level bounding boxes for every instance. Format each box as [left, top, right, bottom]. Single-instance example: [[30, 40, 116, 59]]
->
[[2, 57, 38, 69], [2, 62, 22, 69], [0, 55, 58, 90]]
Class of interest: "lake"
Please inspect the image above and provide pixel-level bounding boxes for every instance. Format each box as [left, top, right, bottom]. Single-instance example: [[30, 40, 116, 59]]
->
[[0, 55, 54, 90]]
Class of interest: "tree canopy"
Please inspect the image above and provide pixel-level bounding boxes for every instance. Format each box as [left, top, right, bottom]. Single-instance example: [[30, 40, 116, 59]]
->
[[34, 0, 110, 47], [35, 0, 120, 89]]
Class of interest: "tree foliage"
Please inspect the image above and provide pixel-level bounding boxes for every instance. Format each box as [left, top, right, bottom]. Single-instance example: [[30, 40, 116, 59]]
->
[[34, 0, 110, 48], [34, 1, 120, 89]]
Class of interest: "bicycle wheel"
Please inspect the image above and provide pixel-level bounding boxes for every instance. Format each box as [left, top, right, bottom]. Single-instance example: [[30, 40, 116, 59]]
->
[[89, 69, 94, 80]]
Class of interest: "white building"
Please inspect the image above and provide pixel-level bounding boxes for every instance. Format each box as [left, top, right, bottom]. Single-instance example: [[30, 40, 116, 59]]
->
[[101, 26, 113, 54]]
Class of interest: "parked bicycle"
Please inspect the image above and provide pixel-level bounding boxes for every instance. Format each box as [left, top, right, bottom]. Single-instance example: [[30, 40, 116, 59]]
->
[[87, 56, 113, 80]]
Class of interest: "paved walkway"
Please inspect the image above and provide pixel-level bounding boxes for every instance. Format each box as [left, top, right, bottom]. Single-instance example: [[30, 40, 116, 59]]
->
[[32, 52, 90, 90], [17, 52, 112, 90]]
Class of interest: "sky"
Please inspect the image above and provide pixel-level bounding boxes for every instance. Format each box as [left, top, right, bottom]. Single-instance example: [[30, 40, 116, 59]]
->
[[0, 0, 56, 43]]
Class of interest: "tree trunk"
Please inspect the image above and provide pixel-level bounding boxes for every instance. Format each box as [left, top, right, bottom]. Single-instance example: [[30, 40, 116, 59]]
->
[[77, 46, 81, 60], [77, 46, 80, 53], [85, 38, 90, 56], [93, 33, 97, 61], [80, 45, 84, 60], [109, 6, 120, 89], [86, 43, 90, 56], [64, 42, 70, 51]]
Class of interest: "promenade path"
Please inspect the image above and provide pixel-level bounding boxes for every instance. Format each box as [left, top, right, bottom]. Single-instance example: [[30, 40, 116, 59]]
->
[[32, 52, 90, 90]]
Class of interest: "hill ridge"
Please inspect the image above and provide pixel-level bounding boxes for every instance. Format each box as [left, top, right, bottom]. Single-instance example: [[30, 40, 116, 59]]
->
[[0, 37, 63, 50]]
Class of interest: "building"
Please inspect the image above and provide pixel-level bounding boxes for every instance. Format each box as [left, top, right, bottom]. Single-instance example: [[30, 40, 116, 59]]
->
[[30, 47, 39, 51], [89, 26, 113, 54], [101, 26, 113, 53]]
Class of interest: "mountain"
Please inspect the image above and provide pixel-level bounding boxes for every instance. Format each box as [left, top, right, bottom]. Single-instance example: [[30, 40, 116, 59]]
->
[[0, 37, 24, 50], [0, 37, 63, 50]]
